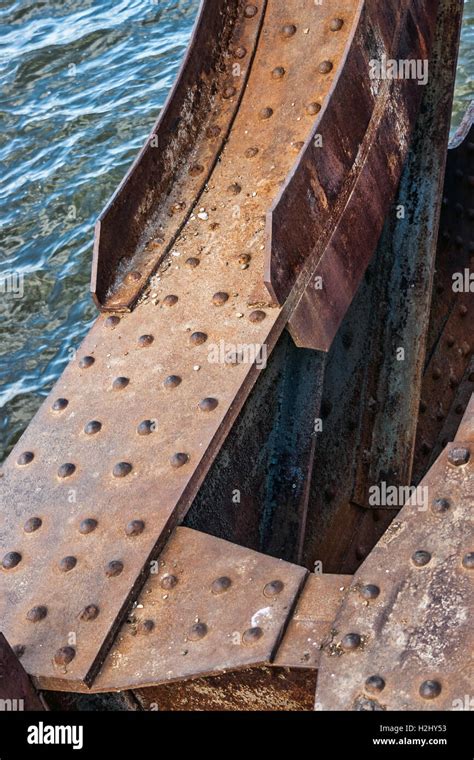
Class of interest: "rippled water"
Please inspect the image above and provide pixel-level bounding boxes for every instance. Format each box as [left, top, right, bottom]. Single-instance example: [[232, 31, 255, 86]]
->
[[0, 0, 472, 461]]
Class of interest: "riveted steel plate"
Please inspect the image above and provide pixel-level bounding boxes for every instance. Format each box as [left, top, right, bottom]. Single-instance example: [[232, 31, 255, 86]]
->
[[0, 633, 44, 711], [315, 401, 474, 710], [89, 527, 307, 692], [274, 574, 351, 669]]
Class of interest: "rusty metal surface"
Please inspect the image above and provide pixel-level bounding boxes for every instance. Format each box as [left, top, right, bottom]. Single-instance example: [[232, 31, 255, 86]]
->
[[274, 574, 351, 669], [0, 633, 45, 711], [315, 401, 474, 711], [89, 527, 307, 692]]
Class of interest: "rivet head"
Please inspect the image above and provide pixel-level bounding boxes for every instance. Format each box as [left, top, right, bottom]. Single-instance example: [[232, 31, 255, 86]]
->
[[190, 331, 207, 346], [79, 518, 98, 534], [17, 451, 34, 466], [212, 291, 229, 306], [365, 675, 385, 693], [163, 294, 178, 306], [113, 462, 132, 478], [188, 622, 208, 641], [234, 46, 247, 59], [138, 334, 154, 347], [140, 619, 155, 634], [84, 420, 101, 435], [272, 66, 285, 79], [249, 310, 266, 322], [292, 140, 305, 152], [58, 463, 76, 479], [79, 355, 95, 369], [462, 552, 474, 569], [125, 270, 141, 283], [341, 633, 361, 651], [412, 550, 431, 567], [79, 604, 99, 621], [419, 680, 442, 700], [244, 4, 258, 17], [59, 556, 77, 573], [206, 125, 221, 139], [106, 560, 124, 577], [112, 376, 129, 390], [211, 576, 232, 594], [360, 584, 380, 600], [431, 497, 450, 514], [448, 447, 470, 466], [13, 645, 25, 659], [189, 163, 204, 177], [282, 23, 297, 37], [2, 551, 22, 570], [260, 107, 273, 120], [137, 419, 155, 436], [228, 183, 242, 195], [170, 452, 189, 468], [126, 519, 145, 537], [306, 101, 321, 115], [27, 605, 47, 622], [105, 315, 120, 329], [330, 18, 344, 31], [54, 646, 75, 666], [52, 398, 68, 412], [242, 627, 263, 645], [239, 253, 251, 265], [223, 85, 237, 99], [164, 375, 182, 389], [263, 580, 284, 597], [185, 257, 200, 268], [24, 517, 42, 533], [318, 60, 333, 74], [198, 397, 219, 412], [160, 574, 178, 590], [245, 146, 259, 158]]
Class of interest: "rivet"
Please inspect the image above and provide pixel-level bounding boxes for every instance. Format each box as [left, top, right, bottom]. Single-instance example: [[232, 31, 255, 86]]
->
[[105, 315, 120, 329], [170, 452, 189, 468], [13, 645, 25, 659], [282, 24, 297, 37], [79, 605, 99, 621], [189, 163, 204, 176], [462, 552, 474, 569], [17, 451, 34, 466], [190, 331, 207, 346], [164, 375, 182, 389], [249, 310, 266, 322], [188, 622, 208, 641], [245, 146, 259, 158], [259, 107, 273, 120], [448, 447, 470, 466], [206, 125, 221, 139], [263, 580, 284, 597], [228, 183, 242, 195], [419, 680, 442, 700], [138, 334, 154, 347], [223, 85, 237, 99], [431, 498, 450, 514], [212, 292, 229, 306], [126, 519, 145, 536], [341, 633, 361, 651], [234, 46, 247, 59], [360, 584, 380, 600], [140, 619, 155, 634], [318, 60, 333, 74], [54, 646, 75, 666], [272, 66, 285, 79], [365, 675, 385, 693], [79, 355, 95, 369], [113, 462, 132, 478], [24, 517, 42, 533], [306, 102, 321, 115], [198, 398, 219, 412], [84, 420, 101, 435], [291, 141, 304, 152], [52, 398, 68, 412], [412, 550, 431, 567], [124, 271, 141, 283], [242, 627, 263, 645], [27, 605, 47, 622], [244, 4, 258, 17], [211, 576, 232, 594], [160, 574, 178, 590], [239, 254, 251, 265], [106, 560, 124, 577], [163, 294, 178, 306], [112, 376, 129, 390], [58, 463, 76, 479], [137, 420, 155, 436], [2, 551, 22, 570], [79, 518, 98, 534], [59, 556, 77, 573], [330, 18, 344, 31]]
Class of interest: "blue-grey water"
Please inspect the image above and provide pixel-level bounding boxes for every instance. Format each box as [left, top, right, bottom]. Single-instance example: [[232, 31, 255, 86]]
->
[[0, 0, 473, 461]]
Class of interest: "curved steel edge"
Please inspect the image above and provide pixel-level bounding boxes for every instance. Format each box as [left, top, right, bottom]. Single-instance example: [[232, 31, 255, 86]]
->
[[266, 0, 439, 351]]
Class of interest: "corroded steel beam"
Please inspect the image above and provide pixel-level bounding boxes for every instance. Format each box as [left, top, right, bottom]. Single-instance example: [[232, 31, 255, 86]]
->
[[0, 633, 45, 711]]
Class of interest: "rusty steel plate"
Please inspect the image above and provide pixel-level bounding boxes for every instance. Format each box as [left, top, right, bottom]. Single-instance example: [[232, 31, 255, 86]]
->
[[0, 633, 44, 711], [89, 527, 307, 692], [315, 399, 474, 710], [274, 573, 351, 669]]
